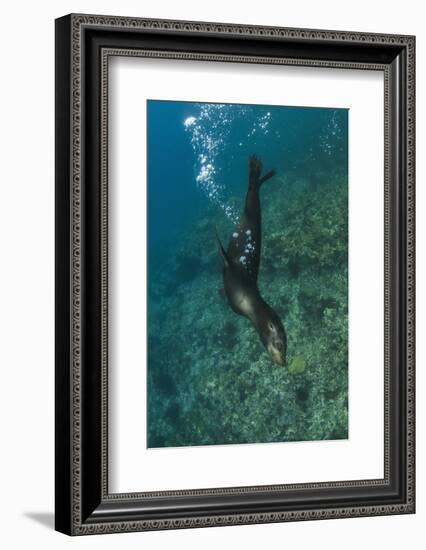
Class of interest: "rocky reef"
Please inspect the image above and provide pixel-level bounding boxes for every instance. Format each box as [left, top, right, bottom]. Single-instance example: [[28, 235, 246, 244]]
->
[[147, 171, 348, 448]]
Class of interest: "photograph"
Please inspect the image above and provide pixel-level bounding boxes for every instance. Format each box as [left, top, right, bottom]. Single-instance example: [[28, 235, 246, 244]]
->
[[147, 100, 349, 448], [52, 10, 415, 537]]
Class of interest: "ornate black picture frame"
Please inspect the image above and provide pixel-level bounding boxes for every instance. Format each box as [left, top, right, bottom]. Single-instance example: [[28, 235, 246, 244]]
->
[[55, 14, 415, 535]]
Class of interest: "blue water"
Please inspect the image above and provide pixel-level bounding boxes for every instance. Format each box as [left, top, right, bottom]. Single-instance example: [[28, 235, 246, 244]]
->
[[147, 100, 348, 448]]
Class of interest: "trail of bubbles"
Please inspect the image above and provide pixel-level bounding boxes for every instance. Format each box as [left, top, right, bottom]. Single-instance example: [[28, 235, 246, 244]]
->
[[319, 109, 345, 156], [184, 103, 272, 225]]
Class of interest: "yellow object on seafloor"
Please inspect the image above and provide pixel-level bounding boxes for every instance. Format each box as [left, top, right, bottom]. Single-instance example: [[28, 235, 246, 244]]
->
[[288, 354, 306, 375]]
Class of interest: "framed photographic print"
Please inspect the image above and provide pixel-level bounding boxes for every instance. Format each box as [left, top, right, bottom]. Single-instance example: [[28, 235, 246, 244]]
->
[[55, 14, 415, 535]]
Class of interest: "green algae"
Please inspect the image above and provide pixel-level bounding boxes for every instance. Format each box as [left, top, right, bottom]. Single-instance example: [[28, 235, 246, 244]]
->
[[288, 354, 306, 375]]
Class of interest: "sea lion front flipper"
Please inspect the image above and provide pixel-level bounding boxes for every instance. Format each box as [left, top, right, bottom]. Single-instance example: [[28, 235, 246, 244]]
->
[[215, 226, 230, 267], [218, 288, 229, 304]]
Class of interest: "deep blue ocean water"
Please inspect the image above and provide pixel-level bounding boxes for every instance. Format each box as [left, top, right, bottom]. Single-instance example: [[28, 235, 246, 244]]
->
[[147, 100, 348, 448]]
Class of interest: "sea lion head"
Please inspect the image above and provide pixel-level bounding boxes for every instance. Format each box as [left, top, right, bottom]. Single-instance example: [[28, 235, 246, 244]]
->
[[260, 308, 287, 366]]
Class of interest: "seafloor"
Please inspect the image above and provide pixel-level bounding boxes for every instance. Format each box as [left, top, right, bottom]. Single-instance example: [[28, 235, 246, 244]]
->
[[147, 168, 348, 448]]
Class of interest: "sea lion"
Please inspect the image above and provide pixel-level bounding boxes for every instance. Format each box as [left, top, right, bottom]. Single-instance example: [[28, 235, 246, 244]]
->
[[216, 155, 287, 366]]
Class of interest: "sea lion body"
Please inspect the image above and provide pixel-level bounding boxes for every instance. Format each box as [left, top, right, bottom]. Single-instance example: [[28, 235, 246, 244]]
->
[[217, 156, 287, 366], [223, 268, 259, 318]]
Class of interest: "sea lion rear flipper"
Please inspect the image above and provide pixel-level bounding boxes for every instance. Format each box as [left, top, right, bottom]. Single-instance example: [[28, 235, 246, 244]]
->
[[249, 155, 276, 189], [259, 169, 276, 186]]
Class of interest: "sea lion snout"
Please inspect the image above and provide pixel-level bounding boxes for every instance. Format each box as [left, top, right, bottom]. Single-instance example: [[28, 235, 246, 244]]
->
[[267, 340, 286, 366], [264, 317, 287, 366]]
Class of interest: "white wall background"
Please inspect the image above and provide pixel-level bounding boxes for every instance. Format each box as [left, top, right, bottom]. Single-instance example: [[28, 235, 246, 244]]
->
[[0, 0, 423, 548]]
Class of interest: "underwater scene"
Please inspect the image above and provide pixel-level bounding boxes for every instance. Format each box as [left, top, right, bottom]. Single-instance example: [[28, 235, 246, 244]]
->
[[147, 100, 348, 448]]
